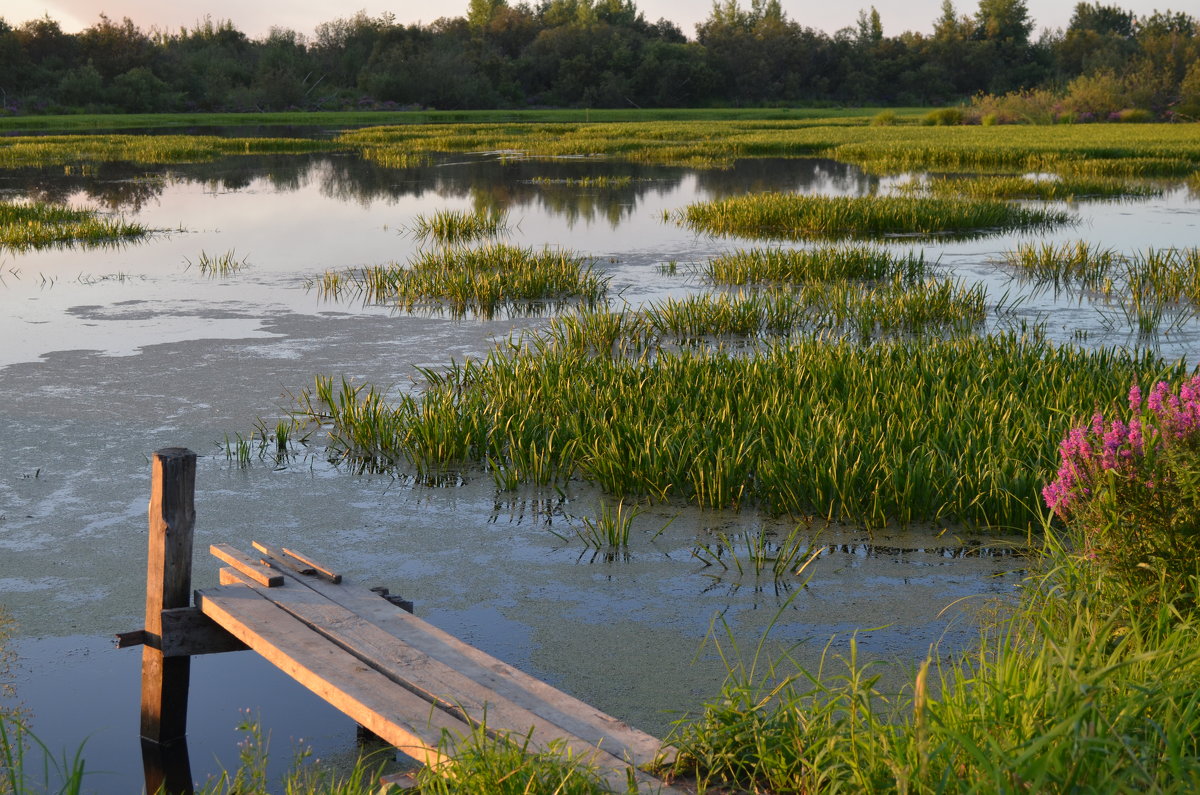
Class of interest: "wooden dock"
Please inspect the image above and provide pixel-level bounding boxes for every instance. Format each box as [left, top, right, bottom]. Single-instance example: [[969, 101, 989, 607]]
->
[[121, 448, 683, 794]]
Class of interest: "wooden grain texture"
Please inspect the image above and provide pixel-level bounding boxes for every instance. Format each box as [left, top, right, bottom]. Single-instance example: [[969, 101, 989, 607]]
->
[[254, 550, 669, 772], [141, 447, 196, 749], [216, 567, 681, 793], [210, 543, 284, 587], [197, 582, 469, 768]]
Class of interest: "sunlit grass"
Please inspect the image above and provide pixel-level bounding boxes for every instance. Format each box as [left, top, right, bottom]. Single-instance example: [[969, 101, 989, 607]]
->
[[285, 331, 1183, 530], [0, 200, 147, 250], [0, 134, 336, 168], [410, 207, 509, 245], [187, 249, 247, 277], [315, 243, 607, 318], [913, 174, 1163, 201], [674, 193, 1070, 241], [704, 245, 928, 284]]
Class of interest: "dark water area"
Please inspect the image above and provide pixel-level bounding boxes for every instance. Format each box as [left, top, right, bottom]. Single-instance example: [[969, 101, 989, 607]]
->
[[1, 143, 1197, 791]]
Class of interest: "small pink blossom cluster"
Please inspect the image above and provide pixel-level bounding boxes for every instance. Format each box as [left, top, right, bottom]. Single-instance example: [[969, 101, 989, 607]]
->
[[1043, 376, 1200, 519]]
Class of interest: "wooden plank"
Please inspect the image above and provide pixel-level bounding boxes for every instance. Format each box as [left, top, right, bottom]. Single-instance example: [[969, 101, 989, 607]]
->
[[281, 545, 342, 583], [141, 447, 196, 755], [217, 567, 681, 794], [160, 607, 249, 657], [247, 550, 672, 771], [210, 544, 284, 587], [197, 582, 469, 768]]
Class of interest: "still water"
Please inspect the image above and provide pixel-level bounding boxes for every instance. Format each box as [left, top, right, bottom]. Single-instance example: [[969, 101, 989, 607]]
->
[[1, 145, 1197, 791]]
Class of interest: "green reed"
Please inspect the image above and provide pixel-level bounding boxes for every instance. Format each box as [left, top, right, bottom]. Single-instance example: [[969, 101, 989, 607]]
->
[[0, 200, 147, 250], [340, 120, 1200, 172], [915, 174, 1162, 201], [620, 281, 986, 344], [1006, 243, 1200, 333], [287, 331, 1183, 530], [666, 532, 1200, 793], [0, 134, 336, 168], [410, 207, 509, 245], [188, 249, 247, 277], [693, 525, 816, 581], [316, 243, 607, 318], [529, 176, 634, 188], [704, 245, 928, 285], [675, 193, 1069, 241], [573, 499, 645, 548]]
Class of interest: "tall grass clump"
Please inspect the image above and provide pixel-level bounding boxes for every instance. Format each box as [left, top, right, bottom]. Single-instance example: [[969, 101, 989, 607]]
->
[[317, 243, 607, 318], [1, 715, 88, 795], [188, 249, 247, 277], [0, 134, 336, 168], [1003, 241, 1119, 289], [676, 193, 1069, 241], [411, 207, 509, 245], [916, 175, 1162, 201], [291, 332, 1182, 529], [0, 200, 147, 250], [704, 245, 928, 285], [666, 534, 1200, 792]]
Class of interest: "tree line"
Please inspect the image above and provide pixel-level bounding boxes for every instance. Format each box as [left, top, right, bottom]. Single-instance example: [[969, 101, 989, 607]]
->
[[0, 0, 1197, 119]]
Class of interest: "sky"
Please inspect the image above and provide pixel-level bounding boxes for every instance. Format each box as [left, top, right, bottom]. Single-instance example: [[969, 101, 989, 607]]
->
[[1, 1, 1182, 41]]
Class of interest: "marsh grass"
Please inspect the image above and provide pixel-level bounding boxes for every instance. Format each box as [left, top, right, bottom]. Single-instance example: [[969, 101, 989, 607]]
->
[[1005, 243, 1200, 333], [693, 525, 817, 581], [316, 243, 607, 318], [528, 176, 635, 188], [410, 207, 509, 245], [616, 281, 987, 344], [676, 193, 1069, 241], [0, 134, 335, 168], [340, 120, 1200, 172], [0, 715, 87, 795], [913, 175, 1162, 201], [666, 534, 1200, 793], [704, 245, 928, 285], [285, 331, 1182, 529], [570, 499, 646, 548], [0, 200, 147, 250], [187, 249, 247, 277]]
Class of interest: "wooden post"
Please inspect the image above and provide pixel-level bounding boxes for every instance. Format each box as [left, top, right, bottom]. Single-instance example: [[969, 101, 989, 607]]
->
[[140, 447, 196, 794]]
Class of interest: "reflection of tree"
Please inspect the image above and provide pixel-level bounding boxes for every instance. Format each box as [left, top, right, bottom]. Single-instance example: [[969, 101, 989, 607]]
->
[[0, 151, 877, 224], [695, 158, 879, 199]]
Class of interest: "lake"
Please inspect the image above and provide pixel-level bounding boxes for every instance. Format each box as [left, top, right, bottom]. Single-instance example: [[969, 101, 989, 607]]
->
[[2, 141, 1197, 791]]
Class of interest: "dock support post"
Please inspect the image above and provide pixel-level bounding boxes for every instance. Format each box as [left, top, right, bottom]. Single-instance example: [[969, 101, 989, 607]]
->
[[140, 447, 197, 795]]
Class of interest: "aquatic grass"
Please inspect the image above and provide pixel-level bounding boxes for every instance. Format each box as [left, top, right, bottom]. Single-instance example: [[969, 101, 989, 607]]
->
[[410, 207, 509, 245], [187, 249, 247, 277], [0, 134, 337, 168], [340, 120, 1200, 171], [666, 535, 1200, 793], [317, 243, 607, 318], [0, 200, 147, 250], [626, 281, 986, 344], [287, 332, 1185, 530], [528, 176, 635, 188], [914, 175, 1163, 201], [415, 723, 614, 795], [675, 193, 1070, 241], [1005, 243, 1200, 333], [573, 499, 645, 548], [0, 715, 88, 795], [693, 525, 816, 581], [704, 245, 928, 285]]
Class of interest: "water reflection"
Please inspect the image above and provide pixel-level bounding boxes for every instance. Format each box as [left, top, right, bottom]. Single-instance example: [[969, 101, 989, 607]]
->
[[0, 152, 877, 232]]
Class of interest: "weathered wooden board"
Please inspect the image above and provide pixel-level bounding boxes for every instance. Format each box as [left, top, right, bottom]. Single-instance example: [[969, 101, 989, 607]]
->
[[197, 582, 468, 768], [210, 544, 284, 587], [215, 567, 681, 794], [250, 544, 670, 773]]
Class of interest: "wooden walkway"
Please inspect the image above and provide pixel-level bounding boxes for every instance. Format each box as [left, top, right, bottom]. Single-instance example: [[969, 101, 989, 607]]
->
[[122, 448, 684, 794]]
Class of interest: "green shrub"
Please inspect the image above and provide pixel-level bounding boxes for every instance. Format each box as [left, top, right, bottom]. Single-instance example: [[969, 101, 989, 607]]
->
[[869, 110, 897, 126], [1115, 108, 1154, 123], [922, 107, 963, 126]]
